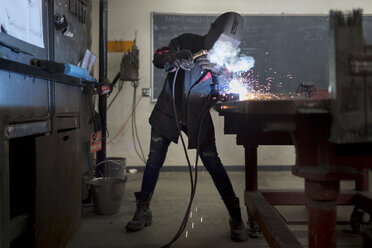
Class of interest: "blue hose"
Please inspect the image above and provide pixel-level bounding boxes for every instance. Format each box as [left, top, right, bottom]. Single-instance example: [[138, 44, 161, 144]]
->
[[64, 63, 97, 82]]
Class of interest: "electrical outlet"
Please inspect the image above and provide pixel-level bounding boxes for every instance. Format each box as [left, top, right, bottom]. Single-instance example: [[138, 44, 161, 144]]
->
[[142, 88, 150, 97]]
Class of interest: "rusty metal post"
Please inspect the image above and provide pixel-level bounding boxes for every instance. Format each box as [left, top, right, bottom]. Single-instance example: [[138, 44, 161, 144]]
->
[[244, 145, 258, 191], [306, 179, 340, 248]]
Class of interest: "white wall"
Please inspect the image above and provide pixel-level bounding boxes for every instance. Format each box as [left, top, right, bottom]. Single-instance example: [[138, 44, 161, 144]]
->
[[91, 0, 372, 166]]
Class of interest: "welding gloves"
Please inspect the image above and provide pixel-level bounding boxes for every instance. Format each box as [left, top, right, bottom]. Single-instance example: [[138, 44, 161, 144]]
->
[[196, 55, 224, 75], [165, 49, 195, 71]]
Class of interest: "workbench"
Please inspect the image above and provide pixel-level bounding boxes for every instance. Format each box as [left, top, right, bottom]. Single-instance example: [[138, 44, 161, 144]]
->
[[216, 99, 372, 248]]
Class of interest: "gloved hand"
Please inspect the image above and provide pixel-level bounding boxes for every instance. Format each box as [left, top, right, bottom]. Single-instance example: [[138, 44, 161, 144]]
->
[[167, 50, 195, 71], [196, 55, 223, 74]]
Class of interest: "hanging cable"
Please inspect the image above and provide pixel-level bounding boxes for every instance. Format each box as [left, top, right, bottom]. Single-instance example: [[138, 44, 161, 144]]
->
[[161, 68, 193, 248], [161, 68, 216, 248], [131, 80, 147, 163], [107, 80, 124, 110]]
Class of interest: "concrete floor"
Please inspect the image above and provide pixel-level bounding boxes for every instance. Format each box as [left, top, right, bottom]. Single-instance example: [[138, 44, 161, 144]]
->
[[67, 170, 367, 248]]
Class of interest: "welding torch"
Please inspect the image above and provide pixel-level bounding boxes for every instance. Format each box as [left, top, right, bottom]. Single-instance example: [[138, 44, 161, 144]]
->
[[192, 49, 208, 60]]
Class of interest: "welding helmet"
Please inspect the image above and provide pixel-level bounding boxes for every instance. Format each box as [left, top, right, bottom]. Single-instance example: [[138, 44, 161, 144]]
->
[[204, 12, 244, 50]]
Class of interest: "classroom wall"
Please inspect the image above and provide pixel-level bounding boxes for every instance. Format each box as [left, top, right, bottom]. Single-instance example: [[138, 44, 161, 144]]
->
[[91, 0, 372, 166]]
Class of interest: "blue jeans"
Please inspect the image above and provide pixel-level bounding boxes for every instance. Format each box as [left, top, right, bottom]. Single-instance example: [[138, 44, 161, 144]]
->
[[141, 127, 236, 198]]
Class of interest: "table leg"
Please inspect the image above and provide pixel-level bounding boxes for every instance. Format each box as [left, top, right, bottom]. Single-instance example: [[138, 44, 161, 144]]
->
[[306, 179, 340, 248], [244, 145, 260, 237], [244, 145, 258, 191]]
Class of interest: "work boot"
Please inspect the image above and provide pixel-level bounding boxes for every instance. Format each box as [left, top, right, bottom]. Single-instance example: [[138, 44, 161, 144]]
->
[[222, 196, 248, 242], [126, 192, 153, 231]]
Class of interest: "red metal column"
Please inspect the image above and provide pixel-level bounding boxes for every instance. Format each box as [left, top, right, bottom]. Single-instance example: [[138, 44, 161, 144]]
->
[[292, 113, 340, 248], [356, 169, 369, 191], [244, 145, 258, 191], [305, 179, 340, 248]]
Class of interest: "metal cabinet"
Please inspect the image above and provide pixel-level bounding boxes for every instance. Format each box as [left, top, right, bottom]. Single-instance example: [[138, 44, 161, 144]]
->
[[0, 0, 94, 247]]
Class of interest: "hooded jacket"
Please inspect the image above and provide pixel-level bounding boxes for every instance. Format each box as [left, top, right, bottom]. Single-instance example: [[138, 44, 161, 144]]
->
[[149, 33, 217, 149]]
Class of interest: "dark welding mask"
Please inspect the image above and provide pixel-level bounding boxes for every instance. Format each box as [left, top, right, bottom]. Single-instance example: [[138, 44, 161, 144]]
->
[[204, 12, 244, 50]]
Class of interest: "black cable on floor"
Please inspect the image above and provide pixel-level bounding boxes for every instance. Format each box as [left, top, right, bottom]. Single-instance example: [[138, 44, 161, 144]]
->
[[161, 69, 215, 248]]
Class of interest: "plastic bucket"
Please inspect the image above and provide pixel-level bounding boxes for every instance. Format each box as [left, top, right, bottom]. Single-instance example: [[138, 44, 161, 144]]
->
[[90, 177, 126, 215], [96, 157, 127, 179]]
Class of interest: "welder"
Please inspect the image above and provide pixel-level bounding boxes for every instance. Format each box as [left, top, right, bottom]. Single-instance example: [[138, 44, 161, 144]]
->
[[126, 12, 247, 242]]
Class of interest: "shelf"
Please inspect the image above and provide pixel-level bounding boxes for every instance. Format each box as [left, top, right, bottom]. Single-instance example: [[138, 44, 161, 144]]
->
[[0, 58, 97, 89]]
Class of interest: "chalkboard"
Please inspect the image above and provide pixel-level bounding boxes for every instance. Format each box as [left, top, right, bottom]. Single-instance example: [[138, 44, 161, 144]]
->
[[151, 13, 372, 102]]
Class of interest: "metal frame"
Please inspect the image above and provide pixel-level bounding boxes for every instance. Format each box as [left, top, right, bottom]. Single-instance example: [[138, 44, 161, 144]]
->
[[216, 100, 372, 248], [5, 121, 50, 140], [0, 120, 52, 248], [0, 1, 94, 247]]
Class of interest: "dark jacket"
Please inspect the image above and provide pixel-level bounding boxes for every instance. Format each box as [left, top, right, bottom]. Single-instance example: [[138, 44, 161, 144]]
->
[[149, 33, 216, 149]]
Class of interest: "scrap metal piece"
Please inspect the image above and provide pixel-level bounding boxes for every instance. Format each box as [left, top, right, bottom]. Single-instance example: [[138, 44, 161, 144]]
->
[[296, 82, 317, 99]]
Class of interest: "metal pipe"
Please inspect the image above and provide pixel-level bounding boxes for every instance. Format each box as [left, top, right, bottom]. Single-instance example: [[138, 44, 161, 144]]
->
[[97, 0, 108, 164], [46, 0, 55, 133]]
